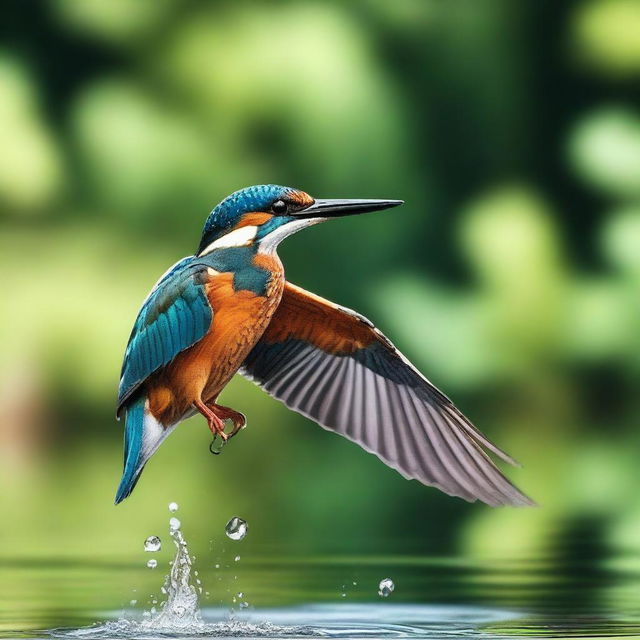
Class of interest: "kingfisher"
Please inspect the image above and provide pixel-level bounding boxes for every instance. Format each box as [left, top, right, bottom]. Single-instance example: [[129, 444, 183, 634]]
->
[[115, 184, 533, 507]]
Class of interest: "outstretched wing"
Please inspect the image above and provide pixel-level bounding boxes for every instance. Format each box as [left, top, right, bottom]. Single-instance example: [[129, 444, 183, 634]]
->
[[241, 282, 533, 507], [117, 257, 213, 414]]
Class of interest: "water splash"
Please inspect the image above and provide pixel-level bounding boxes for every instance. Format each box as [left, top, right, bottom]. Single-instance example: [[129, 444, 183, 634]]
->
[[378, 578, 394, 597], [52, 511, 501, 639], [225, 516, 248, 541], [150, 520, 201, 628], [143, 536, 161, 552], [53, 604, 520, 639], [50, 510, 306, 638]]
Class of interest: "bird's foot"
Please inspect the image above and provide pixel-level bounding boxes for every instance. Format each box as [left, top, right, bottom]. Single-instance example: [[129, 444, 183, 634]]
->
[[209, 404, 246, 439], [194, 399, 229, 455], [207, 405, 246, 455]]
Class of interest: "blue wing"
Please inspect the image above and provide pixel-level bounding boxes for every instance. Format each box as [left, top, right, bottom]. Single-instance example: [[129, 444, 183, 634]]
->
[[117, 256, 213, 414]]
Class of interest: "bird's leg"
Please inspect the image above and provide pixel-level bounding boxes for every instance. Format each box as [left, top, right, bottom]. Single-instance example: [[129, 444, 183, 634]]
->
[[208, 404, 246, 439], [194, 399, 228, 454]]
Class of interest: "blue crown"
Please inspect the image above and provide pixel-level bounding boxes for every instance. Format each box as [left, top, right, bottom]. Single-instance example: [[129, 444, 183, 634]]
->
[[199, 185, 296, 249]]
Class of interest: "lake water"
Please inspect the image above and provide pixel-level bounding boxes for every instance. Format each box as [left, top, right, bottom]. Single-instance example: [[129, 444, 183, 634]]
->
[[3, 539, 640, 639]]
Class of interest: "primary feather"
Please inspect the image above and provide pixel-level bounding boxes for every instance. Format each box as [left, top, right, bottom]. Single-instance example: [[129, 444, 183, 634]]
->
[[241, 282, 534, 507]]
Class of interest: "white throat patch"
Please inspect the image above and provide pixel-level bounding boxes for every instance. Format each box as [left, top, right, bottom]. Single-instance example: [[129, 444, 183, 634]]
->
[[199, 225, 258, 255], [259, 218, 324, 254]]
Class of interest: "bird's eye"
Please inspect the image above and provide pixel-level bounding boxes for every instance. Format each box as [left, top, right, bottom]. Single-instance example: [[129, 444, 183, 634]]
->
[[271, 200, 287, 214]]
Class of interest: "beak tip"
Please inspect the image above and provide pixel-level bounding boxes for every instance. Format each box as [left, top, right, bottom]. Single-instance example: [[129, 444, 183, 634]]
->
[[302, 197, 405, 218]]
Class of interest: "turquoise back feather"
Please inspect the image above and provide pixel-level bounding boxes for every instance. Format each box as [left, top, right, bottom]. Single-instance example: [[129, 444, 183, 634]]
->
[[115, 394, 146, 504], [117, 258, 213, 412]]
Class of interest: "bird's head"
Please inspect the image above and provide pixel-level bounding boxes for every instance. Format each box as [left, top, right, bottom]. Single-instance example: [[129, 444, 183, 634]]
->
[[196, 184, 403, 256]]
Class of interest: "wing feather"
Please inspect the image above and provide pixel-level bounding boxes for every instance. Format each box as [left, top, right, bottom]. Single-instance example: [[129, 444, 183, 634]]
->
[[117, 257, 213, 413], [241, 282, 533, 507]]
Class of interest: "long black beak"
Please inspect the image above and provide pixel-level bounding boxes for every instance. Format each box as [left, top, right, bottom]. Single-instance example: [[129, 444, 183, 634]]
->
[[297, 198, 403, 219]]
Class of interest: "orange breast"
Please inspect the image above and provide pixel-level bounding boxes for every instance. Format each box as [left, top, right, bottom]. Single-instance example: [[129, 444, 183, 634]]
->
[[148, 263, 284, 425]]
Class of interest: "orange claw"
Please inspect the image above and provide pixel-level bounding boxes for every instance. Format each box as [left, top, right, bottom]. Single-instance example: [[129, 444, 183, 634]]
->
[[194, 399, 228, 441], [208, 404, 246, 439]]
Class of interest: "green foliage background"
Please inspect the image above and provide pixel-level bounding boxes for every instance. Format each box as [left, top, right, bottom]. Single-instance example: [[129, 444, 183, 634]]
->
[[1, 0, 640, 619]]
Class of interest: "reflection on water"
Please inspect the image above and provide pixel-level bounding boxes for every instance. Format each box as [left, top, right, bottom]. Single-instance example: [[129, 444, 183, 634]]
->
[[14, 602, 640, 640], [3, 545, 640, 639]]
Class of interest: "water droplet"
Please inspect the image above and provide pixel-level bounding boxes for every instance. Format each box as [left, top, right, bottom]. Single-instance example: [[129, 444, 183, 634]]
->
[[353, 581, 358, 586], [174, 605, 186, 618], [341, 592, 346, 598], [237, 592, 244, 599], [144, 535, 161, 552], [169, 517, 181, 531], [168, 502, 179, 512], [129, 599, 137, 606], [214, 563, 220, 569], [239, 601, 249, 609], [378, 578, 394, 597], [225, 516, 248, 540], [147, 559, 158, 569], [210, 438, 225, 454], [234, 555, 241, 562]]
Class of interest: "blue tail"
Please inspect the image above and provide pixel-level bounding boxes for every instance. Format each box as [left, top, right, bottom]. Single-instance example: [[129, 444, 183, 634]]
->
[[115, 395, 147, 504]]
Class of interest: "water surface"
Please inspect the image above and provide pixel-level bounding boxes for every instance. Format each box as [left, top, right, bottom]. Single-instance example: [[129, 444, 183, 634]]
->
[[3, 546, 640, 639]]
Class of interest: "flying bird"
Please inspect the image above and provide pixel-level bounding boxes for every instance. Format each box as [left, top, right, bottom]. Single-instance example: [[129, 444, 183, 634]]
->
[[115, 185, 533, 506]]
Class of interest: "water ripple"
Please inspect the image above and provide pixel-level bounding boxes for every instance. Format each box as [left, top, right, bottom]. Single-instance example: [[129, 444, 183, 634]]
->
[[46, 604, 520, 640]]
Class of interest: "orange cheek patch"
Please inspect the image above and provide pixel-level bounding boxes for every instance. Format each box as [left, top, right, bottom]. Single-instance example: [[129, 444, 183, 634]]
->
[[236, 212, 273, 228], [289, 190, 314, 208]]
